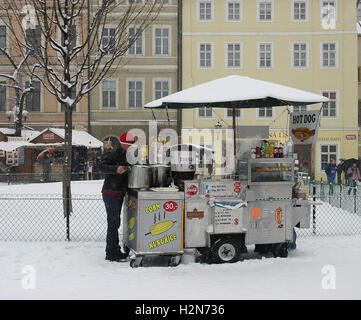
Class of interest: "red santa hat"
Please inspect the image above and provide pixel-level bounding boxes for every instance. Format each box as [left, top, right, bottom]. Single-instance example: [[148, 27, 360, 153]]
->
[[119, 131, 135, 145]]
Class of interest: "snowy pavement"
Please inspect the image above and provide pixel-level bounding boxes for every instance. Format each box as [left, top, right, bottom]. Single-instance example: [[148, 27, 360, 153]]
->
[[1, 235, 360, 300]]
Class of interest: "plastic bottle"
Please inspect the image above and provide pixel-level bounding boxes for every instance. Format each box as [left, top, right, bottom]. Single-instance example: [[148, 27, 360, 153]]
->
[[279, 144, 284, 158], [286, 137, 294, 158], [256, 145, 261, 158], [260, 142, 265, 158], [270, 142, 274, 158], [265, 141, 270, 158], [283, 142, 288, 158]]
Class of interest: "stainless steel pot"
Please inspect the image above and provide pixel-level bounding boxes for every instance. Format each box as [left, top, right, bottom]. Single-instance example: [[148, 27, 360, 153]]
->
[[128, 165, 151, 189], [150, 165, 171, 187]]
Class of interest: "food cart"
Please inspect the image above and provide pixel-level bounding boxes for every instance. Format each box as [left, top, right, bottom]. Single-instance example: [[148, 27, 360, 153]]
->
[[123, 75, 327, 267]]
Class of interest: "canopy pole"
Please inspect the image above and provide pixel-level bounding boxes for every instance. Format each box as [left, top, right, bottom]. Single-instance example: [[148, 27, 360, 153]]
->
[[232, 102, 237, 156]]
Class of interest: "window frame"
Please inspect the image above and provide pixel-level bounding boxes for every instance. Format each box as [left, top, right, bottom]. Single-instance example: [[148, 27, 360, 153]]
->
[[0, 25, 6, 55], [225, 41, 243, 69], [128, 26, 144, 56], [321, 90, 339, 119], [291, 41, 309, 69], [127, 79, 144, 109], [292, 0, 308, 22], [257, 0, 274, 22], [153, 78, 171, 101], [197, 0, 214, 23], [256, 107, 275, 120], [153, 25, 171, 56], [198, 42, 214, 69], [320, 0, 338, 23], [257, 41, 274, 69], [0, 81, 6, 112], [101, 26, 117, 55], [320, 41, 338, 69], [25, 80, 42, 112], [196, 107, 215, 120], [224, 107, 243, 120], [225, 0, 242, 22], [318, 142, 339, 173], [101, 79, 118, 109]]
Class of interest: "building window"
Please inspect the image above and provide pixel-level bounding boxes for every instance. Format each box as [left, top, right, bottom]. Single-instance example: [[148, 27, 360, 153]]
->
[[128, 27, 143, 55], [199, 43, 213, 68], [321, 0, 337, 21], [0, 26, 6, 54], [128, 80, 142, 108], [320, 144, 338, 171], [155, 0, 169, 3], [321, 91, 337, 118], [0, 81, 6, 111], [25, 26, 41, 55], [226, 43, 242, 68], [61, 83, 76, 112], [154, 27, 169, 55], [293, 42, 308, 68], [258, 0, 273, 21], [61, 25, 76, 51], [225, 108, 242, 119], [258, 42, 273, 68], [102, 80, 116, 108], [25, 81, 41, 112], [198, 0, 213, 21], [198, 107, 213, 119], [154, 80, 169, 100], [227, 0, 242, 21], [293, 105, 308, 112], [321, 42, 337, 68], [293, 1, 307, 20], [102, 27, 116, 54], [258, 107, 273, 118]]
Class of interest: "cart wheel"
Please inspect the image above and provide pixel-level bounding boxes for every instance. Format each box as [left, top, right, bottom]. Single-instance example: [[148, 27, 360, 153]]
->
[[211, 238, 241, 264], [273, 243, 288, 258], [168, 255, 181, 267], [130, 257, 143, 268]]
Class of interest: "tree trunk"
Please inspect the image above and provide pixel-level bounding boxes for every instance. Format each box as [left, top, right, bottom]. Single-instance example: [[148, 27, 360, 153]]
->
[[63, 105, 73, 220]]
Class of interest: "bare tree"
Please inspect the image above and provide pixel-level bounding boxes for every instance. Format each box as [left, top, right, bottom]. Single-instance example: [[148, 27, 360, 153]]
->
[[0, 0, 162, 221]]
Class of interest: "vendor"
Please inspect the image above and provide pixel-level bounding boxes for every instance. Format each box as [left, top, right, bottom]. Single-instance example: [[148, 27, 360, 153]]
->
[[100, 131, 135, 262]]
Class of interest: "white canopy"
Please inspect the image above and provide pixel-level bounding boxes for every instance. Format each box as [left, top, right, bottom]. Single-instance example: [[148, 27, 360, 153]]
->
[[145, 75, 329, 109]]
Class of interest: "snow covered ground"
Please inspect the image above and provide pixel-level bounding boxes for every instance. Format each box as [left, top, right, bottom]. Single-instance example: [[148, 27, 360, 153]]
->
[[1, 236, 360, 300], [1, 180, 361, 300]]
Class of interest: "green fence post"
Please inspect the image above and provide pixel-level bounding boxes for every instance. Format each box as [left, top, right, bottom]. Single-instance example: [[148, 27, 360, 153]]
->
[[313, 180, 316, 235], [66, 186, 70, 241]]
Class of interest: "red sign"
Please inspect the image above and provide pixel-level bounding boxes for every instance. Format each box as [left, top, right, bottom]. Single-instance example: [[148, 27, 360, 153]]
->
[[187, 184, 198, 196], [346, 135, 357, 140], [43, 132, 55, 140], [234, 182, 241, 187], [163, 201, 178, 212], [234, 187, 241, 193]]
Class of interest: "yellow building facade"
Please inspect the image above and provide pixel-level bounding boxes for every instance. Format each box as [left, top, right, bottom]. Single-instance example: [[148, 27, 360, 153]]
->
[[181, 0, 358, 181]]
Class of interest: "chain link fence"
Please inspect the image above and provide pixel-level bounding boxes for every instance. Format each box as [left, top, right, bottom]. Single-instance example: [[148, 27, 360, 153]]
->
[[1, 180, 361, 241]]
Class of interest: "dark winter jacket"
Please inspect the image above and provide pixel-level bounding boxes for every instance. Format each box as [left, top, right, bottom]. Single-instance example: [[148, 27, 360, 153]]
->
[[41, 155, 51, 173], [325, 162, 337, 182], [99, 147, 129, 196]]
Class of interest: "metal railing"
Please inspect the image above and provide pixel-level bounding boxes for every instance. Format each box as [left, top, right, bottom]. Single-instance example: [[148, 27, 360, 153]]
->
[[0, 178, 360, 241]]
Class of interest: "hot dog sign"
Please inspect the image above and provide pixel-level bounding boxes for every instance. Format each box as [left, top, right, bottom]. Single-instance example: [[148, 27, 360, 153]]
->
[[289, 110, 320, 145]]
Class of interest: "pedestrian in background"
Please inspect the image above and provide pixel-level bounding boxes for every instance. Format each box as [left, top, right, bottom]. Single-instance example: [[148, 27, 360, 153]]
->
[[41, 151, 52, 183], [325, 158, 337, 194], [347, 162, 361, 195], [337, 158, 345, 185]]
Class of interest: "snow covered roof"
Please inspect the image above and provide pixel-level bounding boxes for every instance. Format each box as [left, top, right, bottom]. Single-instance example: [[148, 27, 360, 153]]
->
[[145, 75, 329, 109], [0, 128, 40, 141], [29, 128, 103, 148]]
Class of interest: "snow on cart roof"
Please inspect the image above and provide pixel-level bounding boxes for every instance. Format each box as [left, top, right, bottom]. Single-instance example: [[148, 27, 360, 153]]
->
[[145, 75, 329, 109]]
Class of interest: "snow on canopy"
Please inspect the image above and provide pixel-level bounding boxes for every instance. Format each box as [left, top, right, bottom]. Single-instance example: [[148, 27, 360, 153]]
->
[[145, 75, 329, 109]]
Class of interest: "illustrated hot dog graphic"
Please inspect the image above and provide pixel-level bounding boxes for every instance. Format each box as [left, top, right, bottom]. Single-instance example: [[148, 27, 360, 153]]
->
[[292, 127, 316, 142]]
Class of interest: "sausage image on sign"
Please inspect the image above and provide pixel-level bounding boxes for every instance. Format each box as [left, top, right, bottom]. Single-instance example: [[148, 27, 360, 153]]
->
[[292, 127, 316, 142]]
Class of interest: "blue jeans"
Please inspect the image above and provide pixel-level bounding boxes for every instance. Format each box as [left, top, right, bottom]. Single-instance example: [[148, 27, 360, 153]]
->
[[102, 193, 124, 259], [43, 171, 50, 183], [288, 228, 297, 250]]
